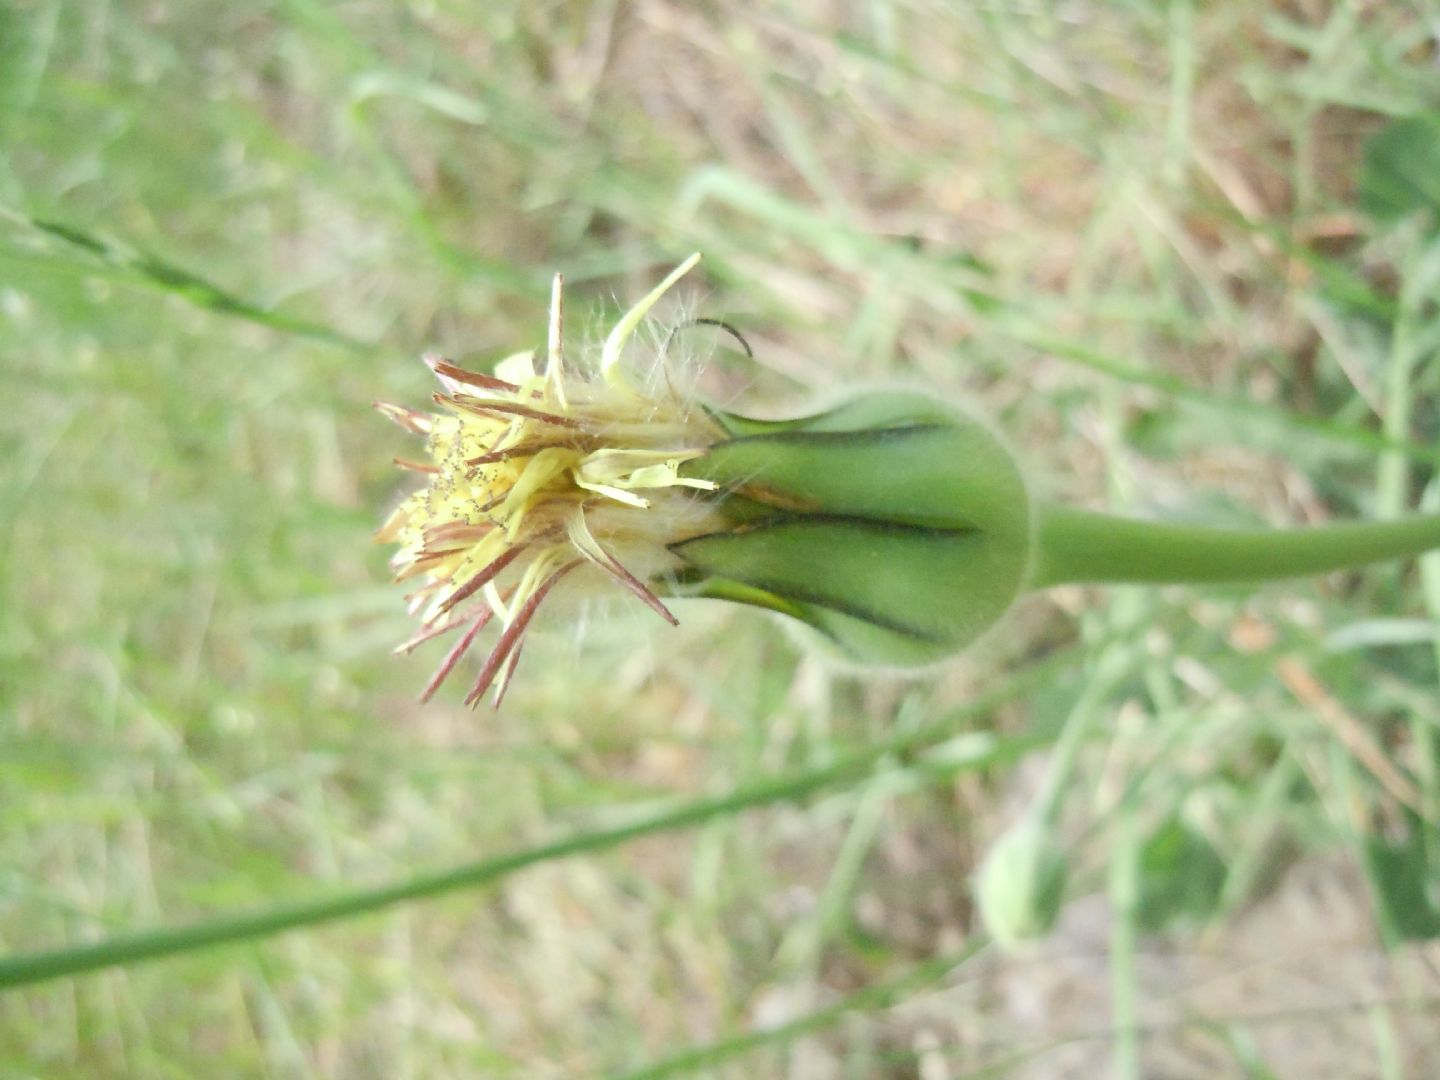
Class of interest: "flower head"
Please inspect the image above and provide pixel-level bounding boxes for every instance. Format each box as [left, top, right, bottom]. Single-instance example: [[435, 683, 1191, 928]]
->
[[380, 254, 1040, 706], [377, 254, 726, 707]]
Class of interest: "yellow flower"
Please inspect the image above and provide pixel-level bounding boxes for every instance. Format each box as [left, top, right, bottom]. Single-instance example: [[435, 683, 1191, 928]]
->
[[377, 254, 726, 707]]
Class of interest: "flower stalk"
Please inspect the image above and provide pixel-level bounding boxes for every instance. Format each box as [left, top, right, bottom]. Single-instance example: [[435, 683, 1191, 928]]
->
[[1030, 503, 1440, 588]]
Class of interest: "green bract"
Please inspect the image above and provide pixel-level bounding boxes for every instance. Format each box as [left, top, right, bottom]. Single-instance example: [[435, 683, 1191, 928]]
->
[[673, 390, 1032, 666], [974, 816, 1068, 948]]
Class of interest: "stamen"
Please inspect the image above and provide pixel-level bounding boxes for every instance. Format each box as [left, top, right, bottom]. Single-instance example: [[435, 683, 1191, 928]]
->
[[600, 252, 701, 385], [593, 551, 679, 626], [464, 560, 581, 707], [393, 610, 468, 656], [405, 582, 440, 616], [466, 443, 568, 467], [491, 639, 527, 710], [441, 393, 581, 429], [419, 606, 495, 703], [435, 542, 529, 616], [546, 272, 568, 411], [424, 521, 495, 545], [393, 550, 453, 583], [374, 402, 432, 434], [424, 353, 522, 394], [568, 508, 678, 625]]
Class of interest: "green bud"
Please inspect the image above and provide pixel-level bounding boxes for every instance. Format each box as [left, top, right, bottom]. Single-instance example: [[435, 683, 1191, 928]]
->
[[672, 389, 1031, 666], [974, 816, 1068, 948]]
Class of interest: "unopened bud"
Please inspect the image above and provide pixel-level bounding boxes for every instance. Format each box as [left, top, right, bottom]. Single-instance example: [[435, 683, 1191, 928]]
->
[[974, 816, 1068, 948], [672, 389, 1032, 666]]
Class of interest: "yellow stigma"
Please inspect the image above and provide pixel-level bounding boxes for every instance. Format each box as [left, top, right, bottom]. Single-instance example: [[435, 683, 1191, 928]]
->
[[376, 255, 724, 707]]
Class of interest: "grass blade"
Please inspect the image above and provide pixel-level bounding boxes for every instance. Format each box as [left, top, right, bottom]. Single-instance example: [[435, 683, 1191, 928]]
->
[[0, 206, 376, 355], [0, 654, 1063, 990], [609, 945, 982, 1080]]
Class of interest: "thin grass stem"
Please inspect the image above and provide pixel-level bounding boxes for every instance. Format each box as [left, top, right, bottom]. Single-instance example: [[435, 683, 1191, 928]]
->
[[0, 655, 1063, 991]]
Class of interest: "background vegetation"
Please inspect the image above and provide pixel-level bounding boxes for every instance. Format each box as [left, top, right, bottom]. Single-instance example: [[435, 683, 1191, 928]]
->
[[4, 1, 1440, 1075]]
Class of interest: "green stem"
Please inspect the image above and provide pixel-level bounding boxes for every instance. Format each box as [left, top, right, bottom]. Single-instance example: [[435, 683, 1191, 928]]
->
[[1031, 503, 1440, 589]]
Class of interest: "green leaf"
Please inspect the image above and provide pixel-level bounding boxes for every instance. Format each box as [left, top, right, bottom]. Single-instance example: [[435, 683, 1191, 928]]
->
[[1361, 112, 1440, 229], [1363, 810, 1440, 943], [1136, 817, 1226, 933]]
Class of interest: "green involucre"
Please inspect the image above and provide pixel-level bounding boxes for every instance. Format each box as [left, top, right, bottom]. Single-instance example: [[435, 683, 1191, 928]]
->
[[674, 390, 1032, 666]]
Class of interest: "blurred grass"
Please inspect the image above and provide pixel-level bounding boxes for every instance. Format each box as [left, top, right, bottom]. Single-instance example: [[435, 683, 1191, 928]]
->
[[4, 1, 1440, 1076]]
